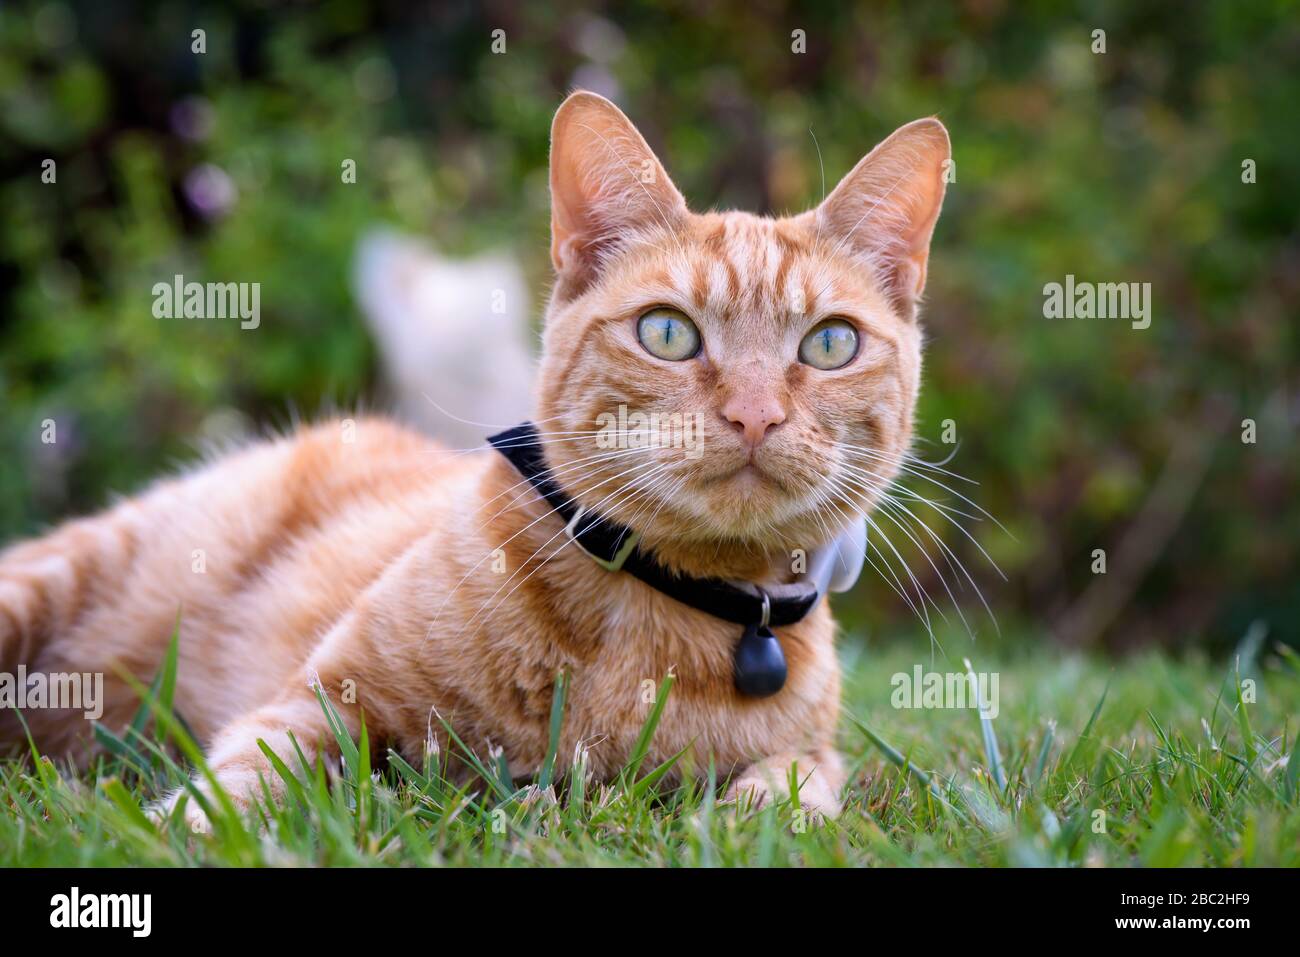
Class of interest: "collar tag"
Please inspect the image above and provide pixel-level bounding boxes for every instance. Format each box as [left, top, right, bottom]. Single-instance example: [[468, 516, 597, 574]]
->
[[489, 421, 830, 701], [734, 620, 787, 697], [801, 518, 867, 597], [565, 505, 641, 572]]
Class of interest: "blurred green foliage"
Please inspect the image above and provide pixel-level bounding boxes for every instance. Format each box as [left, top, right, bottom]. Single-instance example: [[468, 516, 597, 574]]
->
[[1, 1, 1296, 650]]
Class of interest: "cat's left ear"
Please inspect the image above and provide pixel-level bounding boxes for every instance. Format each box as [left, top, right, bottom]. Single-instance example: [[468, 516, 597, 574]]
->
[[549, 91, 687, 290], [815, 118, 951, 319]]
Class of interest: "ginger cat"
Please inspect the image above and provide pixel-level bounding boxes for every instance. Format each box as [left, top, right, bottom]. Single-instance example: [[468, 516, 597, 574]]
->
[[0, 92, 949, 821]]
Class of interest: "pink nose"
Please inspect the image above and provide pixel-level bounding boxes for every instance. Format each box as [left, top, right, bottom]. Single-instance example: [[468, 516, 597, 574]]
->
[[721, 395, 786, 449]]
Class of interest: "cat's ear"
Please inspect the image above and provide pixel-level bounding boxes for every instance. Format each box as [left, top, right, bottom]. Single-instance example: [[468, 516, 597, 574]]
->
[[815, 118, 950, 318], [549, 91, 687, 287]]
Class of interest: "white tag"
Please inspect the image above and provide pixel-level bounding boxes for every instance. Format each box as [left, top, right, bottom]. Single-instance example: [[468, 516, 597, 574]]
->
[[802, 518, 867, 597]]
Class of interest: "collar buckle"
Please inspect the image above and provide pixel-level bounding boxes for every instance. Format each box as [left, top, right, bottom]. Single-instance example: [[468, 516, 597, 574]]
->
[[565, 505, 641, 572]]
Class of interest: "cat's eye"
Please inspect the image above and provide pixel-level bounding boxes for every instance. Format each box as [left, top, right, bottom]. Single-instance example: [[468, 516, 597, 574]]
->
[[636, 307, 701, 361], [798, 318, 859, 370]]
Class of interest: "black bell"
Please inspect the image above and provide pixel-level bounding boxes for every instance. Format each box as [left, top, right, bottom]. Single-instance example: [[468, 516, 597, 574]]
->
[[733, 622, 787, 697]]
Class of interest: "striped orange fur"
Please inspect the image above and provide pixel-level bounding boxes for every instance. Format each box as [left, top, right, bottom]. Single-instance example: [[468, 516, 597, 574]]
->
[[0, 92, 949, 821]]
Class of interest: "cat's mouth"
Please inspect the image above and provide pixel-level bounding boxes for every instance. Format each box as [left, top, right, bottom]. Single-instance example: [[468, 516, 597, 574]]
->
[[687, 452, 817, 510], [702, 458, 781, 489]]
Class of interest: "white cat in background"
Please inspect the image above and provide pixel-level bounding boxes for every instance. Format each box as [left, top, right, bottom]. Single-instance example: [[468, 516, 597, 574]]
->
[[352, 230, 535, 449]]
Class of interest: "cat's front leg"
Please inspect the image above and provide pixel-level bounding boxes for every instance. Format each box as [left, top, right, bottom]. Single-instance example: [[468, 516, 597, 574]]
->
[[159, 679, 359, 831], [724, 748, 845, 819]]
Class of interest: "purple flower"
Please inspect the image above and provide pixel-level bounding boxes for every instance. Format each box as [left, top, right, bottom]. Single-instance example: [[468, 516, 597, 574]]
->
[[183, 163, 237, 219]]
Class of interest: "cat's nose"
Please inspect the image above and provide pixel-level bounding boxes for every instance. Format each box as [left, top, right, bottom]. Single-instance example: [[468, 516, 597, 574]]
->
[[721, 394, 786, 449]]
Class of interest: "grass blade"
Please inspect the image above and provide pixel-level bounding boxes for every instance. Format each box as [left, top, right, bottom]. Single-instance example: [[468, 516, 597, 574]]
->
[[849, 715, 941, 799], [312, 682, 360, 780], [538, 669, 569, 790], [256, 738, 309, 810], [964, 657, 1005, 792], [1285, 730, 1300, 803], [1064, 674, 1112, 769], [101, 777, 155, 832], [1033, 720, 1057, 783], [434, 713, 513, 801], [624, 672, 675, 782], [1232, 656, 1258, 765]]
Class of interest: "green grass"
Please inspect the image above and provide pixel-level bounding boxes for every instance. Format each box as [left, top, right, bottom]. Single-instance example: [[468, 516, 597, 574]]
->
[[3, 635, 1298, 867]]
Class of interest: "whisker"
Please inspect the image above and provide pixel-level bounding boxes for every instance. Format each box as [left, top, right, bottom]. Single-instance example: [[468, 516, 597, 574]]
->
[[843, 441, 975, 481], [419, 429, 638, 458], [841, 440, 979, 485], [488, 468, 681, 624], [904, 443, 962, 470], [421, 450, 666, 648], [466, 445, 666, 549], [840, 445, 1012, 539], [418, 394, 575, 434], [841, 459, 1009, 586], [842, 462, 1003, 613], [825, 473, 942, 628], [838, 471, 978, 639], [822, 477, 938, 645], [464, 460, 677, 632]]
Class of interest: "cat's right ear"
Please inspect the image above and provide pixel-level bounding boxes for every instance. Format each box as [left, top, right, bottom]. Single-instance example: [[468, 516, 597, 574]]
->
[[549, 91, 687, 289], [814, 118, 951, 320]]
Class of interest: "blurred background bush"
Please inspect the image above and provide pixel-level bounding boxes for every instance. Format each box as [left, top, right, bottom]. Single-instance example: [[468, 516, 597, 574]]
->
[[1, 1, 1296, 653]]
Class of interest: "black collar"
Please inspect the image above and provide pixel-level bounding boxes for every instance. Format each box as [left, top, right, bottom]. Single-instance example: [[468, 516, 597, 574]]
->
[[488, 422, 822, 696]]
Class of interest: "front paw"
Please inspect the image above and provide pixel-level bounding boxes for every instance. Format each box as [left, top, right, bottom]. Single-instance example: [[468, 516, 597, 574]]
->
[[724, 775, 842, 820], [723, 773, 778, 812], [148, 787, 204, 834], [723, 752, 844, 820], [150, 776, 254, 835], [789, 776, 842, 820]]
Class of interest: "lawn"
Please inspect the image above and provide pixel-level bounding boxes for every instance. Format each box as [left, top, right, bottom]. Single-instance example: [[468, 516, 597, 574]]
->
[[3, 634, 1297, 867]]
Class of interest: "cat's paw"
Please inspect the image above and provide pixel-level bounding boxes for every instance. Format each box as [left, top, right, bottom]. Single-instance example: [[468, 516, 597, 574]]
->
[[722, 774, 779, 813], [149, 782, 251, 836], [791, 777, 843, 821], [723, 763, 843, 820], [148, 787, 206, 835]]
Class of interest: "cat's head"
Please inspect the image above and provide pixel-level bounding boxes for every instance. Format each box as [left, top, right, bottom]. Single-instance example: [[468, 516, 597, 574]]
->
[[535, 92, 949, 576]]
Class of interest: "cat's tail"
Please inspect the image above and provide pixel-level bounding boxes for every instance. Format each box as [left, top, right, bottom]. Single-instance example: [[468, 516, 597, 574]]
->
[[352, 229, 536, 450]]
